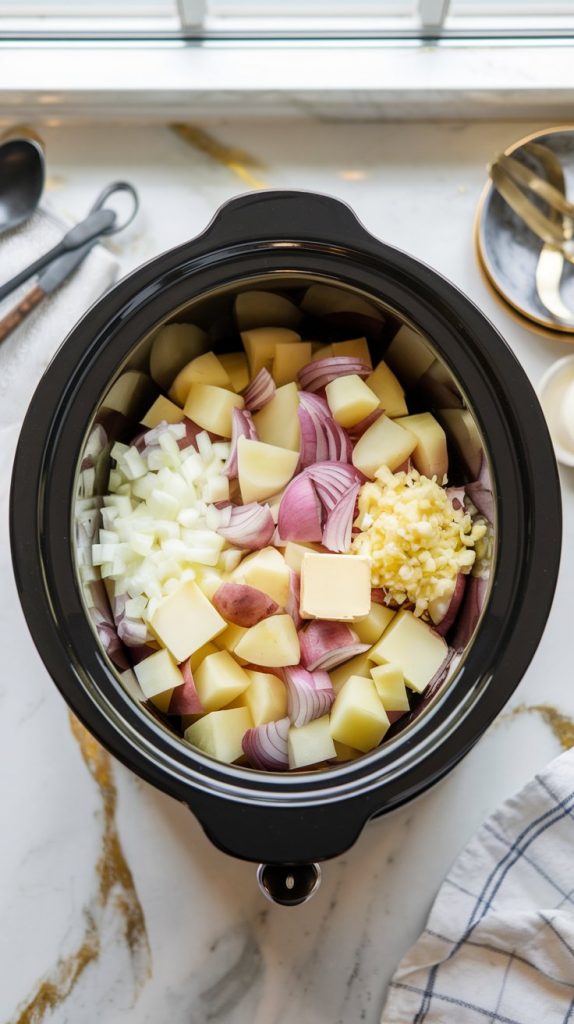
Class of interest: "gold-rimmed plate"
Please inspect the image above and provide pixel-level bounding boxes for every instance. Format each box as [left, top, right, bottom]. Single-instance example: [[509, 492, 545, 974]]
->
[[475, 125, 574, 338]]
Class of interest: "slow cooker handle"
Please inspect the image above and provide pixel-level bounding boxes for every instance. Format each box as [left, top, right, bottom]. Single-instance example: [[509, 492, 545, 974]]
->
[[200, 189, 376, 250]]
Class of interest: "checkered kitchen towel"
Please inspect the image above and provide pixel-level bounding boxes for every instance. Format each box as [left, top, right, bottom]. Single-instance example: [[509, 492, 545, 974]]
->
[[382, 748, 574, 1023]]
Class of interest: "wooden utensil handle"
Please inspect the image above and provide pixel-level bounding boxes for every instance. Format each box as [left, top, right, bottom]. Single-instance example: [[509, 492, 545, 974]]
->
[[0, 284, 45, 343]]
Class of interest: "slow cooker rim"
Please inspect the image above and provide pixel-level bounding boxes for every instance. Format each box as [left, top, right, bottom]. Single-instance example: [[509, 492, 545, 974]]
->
[[9, 197, 561, 823]]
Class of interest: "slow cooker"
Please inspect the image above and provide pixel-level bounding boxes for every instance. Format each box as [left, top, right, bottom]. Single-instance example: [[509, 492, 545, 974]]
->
[[10, 191, 561, 905]]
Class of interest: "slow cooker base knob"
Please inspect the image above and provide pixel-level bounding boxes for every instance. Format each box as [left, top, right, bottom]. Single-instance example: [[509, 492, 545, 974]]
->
[[257, 862, 322, 906]]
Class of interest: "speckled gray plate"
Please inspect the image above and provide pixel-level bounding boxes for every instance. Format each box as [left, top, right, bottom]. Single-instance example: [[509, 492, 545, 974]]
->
[[476, 126, 574, 336]]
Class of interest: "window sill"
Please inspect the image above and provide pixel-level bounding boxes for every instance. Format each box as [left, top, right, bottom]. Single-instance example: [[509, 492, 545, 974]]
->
[[0, 40, 573, 122]]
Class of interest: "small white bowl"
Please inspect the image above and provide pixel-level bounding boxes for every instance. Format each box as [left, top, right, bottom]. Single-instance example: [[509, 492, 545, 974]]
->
[[537, 354, 574, 467]]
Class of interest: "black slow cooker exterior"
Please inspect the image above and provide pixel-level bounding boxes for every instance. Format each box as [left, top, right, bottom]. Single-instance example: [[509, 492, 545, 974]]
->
[[10, 191, 561, 886]]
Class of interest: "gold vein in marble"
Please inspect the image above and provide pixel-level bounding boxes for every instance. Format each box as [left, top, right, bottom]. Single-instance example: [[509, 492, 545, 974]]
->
[[504, 703, 574, 751], [9, 716, 151, 1024], [170, 123, 268, 189]]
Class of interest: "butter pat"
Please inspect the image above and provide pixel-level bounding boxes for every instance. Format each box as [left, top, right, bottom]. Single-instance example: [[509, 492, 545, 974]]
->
[[149, 580, 226, 662], [300, 553, 371, 621]]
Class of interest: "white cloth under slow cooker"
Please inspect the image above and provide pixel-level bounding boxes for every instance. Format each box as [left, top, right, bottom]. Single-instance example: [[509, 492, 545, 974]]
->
[[0, 206, 118, 428], [382, 747, 574, 1023]]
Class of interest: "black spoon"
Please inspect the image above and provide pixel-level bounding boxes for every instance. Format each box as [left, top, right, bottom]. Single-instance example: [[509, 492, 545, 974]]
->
[[0, 138, 45, 234]]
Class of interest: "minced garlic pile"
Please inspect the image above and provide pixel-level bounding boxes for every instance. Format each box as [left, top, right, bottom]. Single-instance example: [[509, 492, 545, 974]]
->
[[351, 465, 487, 618]]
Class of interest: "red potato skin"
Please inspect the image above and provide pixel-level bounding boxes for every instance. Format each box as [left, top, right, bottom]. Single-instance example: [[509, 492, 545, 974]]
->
[[169, 661, 203, 715], [212, 582, 280, 627], [387, 710, 407, 725]]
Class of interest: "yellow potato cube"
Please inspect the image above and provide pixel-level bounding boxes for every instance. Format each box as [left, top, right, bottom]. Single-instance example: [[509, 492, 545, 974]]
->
[[300, 553, 371, 621], [218, 623, 249, 661], [370, 663, 410, 710], [141, 395, 185, 429], [325, 374, 379, 428], [310, 344, 334, 362], [330, 650, 374, 694], [352, 413, 417, 478], [234, 291, 302, 331], [219, 351, 249, 393], [149, 581, 227, 662], [241, 327, 301, 377], [234, 614, 300, 668], [301, 285, 383, 326], [395, 412, 448, 482], [384, 325, 434, 389], [366, 362, 408, 418], [183, 383, 244, 439], [149, 323, 207, 391], [353, 604, 396, 645], [231, 547, 290, 606], [244, 670, 288, 725], [440, 409, 483, 480], [134, 647, 183, 699], [237, 437, 299, 503], [272, 341, 312, 387], [185, 707, 253, 763], [368, 609, 447, 693], [149, 688, 174, 714], [188, 641, 220, 672], [329, 676, 390, 752], [288, 715, 337, 770], [252, 383, 301, 452], [331, 337, 372, 367], [169, 351, 232, 405], [194, 650, 251, 712], [333, 741, 363, 763], [195, 572, 223, 601]]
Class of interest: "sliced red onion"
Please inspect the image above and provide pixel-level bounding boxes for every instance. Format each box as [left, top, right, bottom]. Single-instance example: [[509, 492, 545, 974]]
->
[[242, 717, 290, 770], [447, 485, 466, 512], [322, 482, 360, 553], [242, 368, 275, 411], [452, 574, 489, 651], [298, 395, 329, 465], [299, 619, 369, 672], [298, 391, 352, 464], [117, 617, 149, 647], [430, 574, 467, 635], [306, 461, 364, 513], [287, 569, 302, 629], [283, 666, 335, 727], [395, 458, 413, 474], [297, 356, 371, 393], [212, 582, 279, 626], [81, 423, 108, 470], [224, 408, 257, 479], [346, 408, 382, 442], [277, 473, 323, 543], [169, 660, 203, 715], [130, 644, 158, 665], [217, 502, 275, 550], [90, 607, 129, 670], [371, 588, 389, 605], [465, 480, 494, 523]]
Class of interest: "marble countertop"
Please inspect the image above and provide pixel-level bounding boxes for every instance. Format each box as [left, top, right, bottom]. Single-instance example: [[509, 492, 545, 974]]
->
[[1, 117, 573, 1024]]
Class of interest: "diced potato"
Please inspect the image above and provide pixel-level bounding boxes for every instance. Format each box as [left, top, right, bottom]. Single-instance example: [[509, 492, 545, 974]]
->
[[195, 572, 223, 601], [288, 715, 336, 770], [368, 609, 447, 693], [353, 604, 395, 645], [370, 663, 410, 710], [301, 285, 383, 324], [384, 325, 434, 389], [272, 341, 312, 387], [149, 323, 207, 391], [283, 541, 323, 574], [240, 327, 301, 377], [134, 647, 183, 698], [169, 351, 232, 405], [352, 414, 417, 477], [366, 362, 408, 418], [218, 622, 249, 654], [330, 650, 374, 694], [185, 707, 253, 763], [331, 337, 372, 367], [149, 688, 174, 714], [329, 676, 390, 753], [310, 345, 334, 362], [395, 412, 448, 482], [234, 614, 300, 668], [267, 492, 283, 525], [234, 291, 302, 331], [183, 383, 244, 439], [219, 351, 249, 393], [440, 409, 483, 480], [332, 741, 363, 762], [237, 437, 299, 503], [194, 649, 251, 712], [325, 374, 379, 428], [149, 580, 227, 662], [188, 641, 220, 672], [244, 670, 288, 725], [252, 383, 301, 452], [231, 547, 290, 606], [141, 395, 185, 429], [300, 553, 371, 621]]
